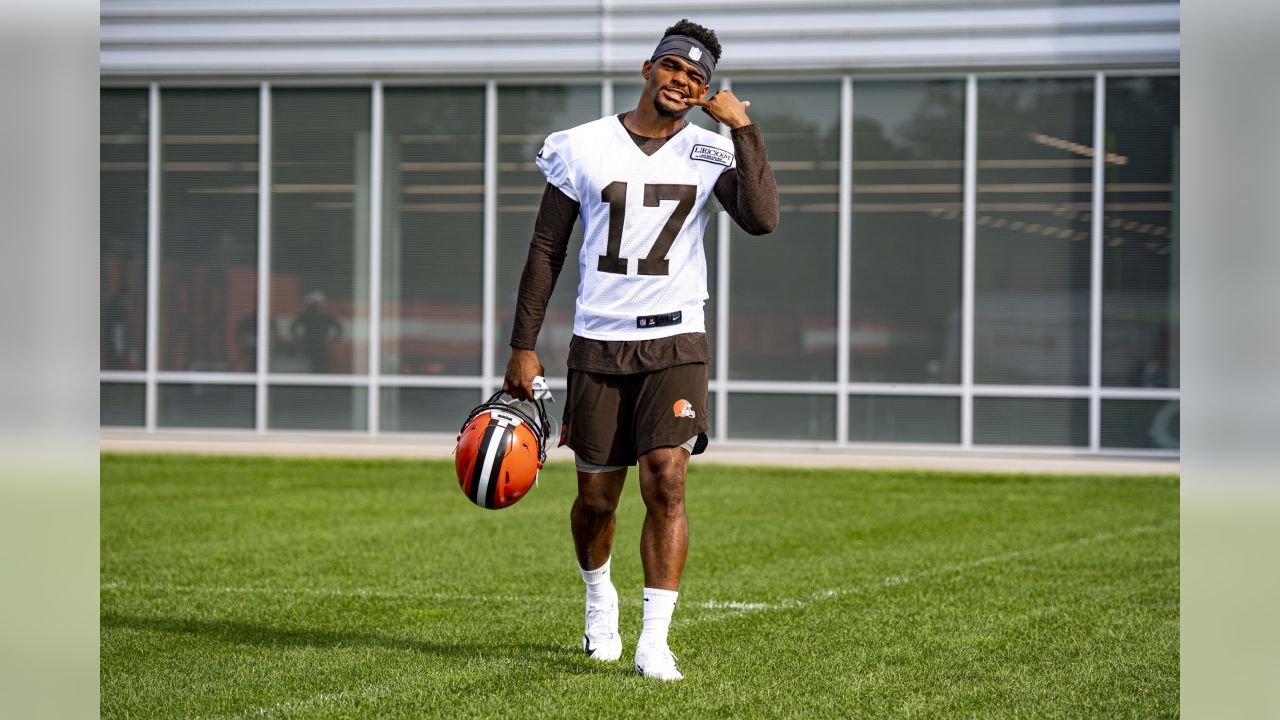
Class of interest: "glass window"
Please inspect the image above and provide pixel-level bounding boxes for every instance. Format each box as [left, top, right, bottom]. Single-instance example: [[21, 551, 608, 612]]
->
[[1102, 399, 1179, 450], [1102, 77, 1179, 389], [101, 90, 149, 372], [729, 393, 836, 441], [159, 89, 259, 373], [975, 78, 1094, 386], [101, 383, 145, 427], [270, 88, 371, 375], [494, 84, 601, 380], [380, 387, 483, 433], [728, 81, 839, 382], [158, 384, 255, 429], [973, 396, 1088, 447], [851, 81, 964, 383], [848, 395, 959, 444], [268, 385, 368, 431], [382, 87, 486, 376]]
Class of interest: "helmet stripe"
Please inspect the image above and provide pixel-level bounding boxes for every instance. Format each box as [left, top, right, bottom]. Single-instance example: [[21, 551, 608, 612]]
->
[[473, 417, 509, 507], [468, 420, 498, 505], [484, 426, 513, 509]]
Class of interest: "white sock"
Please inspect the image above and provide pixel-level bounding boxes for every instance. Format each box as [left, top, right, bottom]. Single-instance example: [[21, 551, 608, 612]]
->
[[638, 587, 679, 648], [579, 557, 614, 607]]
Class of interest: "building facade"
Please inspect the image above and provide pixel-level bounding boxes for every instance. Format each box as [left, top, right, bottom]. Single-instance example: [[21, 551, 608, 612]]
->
[[100, 1, 1180, 455]]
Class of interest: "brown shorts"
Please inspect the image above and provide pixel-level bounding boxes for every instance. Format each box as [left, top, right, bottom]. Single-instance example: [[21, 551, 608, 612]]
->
[[560, 362, 710, 467]]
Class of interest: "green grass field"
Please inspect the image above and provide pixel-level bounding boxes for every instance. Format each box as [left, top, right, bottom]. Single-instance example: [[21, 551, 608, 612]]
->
[[101, 453, 1178, 718]]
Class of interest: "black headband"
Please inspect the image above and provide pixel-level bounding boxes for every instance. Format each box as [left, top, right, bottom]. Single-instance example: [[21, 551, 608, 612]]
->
[[650, 35, 715, 84]]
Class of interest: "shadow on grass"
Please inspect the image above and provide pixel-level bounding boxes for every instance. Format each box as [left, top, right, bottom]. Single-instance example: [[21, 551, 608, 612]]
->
[[101, 611, 595, 673]]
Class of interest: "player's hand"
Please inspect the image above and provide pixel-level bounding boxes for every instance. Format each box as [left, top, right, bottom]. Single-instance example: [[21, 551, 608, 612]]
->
[[503, 348, 544, 401], [683, 89, 752, 130]]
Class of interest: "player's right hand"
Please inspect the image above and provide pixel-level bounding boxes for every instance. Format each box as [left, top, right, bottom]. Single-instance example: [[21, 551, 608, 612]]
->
[[503, 348, 545, 401]]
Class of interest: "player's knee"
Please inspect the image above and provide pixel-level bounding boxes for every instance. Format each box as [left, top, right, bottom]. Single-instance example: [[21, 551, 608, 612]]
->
[[641, 461, 686, 514], [575, 491, 619, 519]]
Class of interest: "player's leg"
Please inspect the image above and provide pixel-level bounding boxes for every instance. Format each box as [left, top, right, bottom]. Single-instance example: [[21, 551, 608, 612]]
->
[[633, 446, 690, 680], [571, 466, 626, 571], [562, 369, 635, 662], [572, 465, 626, 661], [631, 362, 709, 681], [637, 446, 689, 592]]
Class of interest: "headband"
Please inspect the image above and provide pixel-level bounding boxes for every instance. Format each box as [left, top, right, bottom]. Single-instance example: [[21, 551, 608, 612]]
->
[[650, 35, 716, 84]]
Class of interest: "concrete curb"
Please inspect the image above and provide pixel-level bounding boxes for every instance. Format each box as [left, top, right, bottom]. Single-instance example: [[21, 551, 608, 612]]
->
[[101, 432, 1179, 476]]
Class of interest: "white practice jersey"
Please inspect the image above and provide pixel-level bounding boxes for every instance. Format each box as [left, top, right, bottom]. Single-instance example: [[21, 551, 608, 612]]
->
[[536, 115, 735, 341]]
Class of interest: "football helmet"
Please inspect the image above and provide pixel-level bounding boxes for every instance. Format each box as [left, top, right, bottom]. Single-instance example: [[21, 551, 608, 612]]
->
[[454, 380, 554, 510]]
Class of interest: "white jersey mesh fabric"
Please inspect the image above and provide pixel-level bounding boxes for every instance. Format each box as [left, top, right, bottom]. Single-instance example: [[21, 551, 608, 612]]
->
[[535, 116, 735, 342]]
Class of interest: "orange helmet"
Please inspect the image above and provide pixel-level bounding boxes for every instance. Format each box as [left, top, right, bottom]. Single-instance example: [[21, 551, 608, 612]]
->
[[454, 390, 553, 509]]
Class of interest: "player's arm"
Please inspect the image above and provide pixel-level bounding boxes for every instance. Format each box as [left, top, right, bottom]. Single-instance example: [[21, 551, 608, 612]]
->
[[712, 125, 779, 236], [504, 183, 579, 400], [684, 90, 779, 236]]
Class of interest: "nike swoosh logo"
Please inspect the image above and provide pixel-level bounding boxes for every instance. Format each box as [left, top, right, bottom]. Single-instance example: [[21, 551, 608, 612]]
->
[[584, 633, 594, 656]]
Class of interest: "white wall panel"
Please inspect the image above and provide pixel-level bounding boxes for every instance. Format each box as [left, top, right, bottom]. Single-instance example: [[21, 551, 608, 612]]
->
[[101, 0, 1178, 77]]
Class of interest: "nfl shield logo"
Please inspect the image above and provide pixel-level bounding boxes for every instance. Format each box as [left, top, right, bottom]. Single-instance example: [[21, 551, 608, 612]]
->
[[688, 46, 702, 62]]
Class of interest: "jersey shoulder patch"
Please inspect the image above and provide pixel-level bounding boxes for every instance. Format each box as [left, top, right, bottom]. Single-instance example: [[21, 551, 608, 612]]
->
[[689, 144, 733, 167], [682, 125, 736, 169]]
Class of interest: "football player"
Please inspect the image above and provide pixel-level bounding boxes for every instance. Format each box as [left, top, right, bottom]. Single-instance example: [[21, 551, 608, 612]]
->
[[503, 18, 778, 681]]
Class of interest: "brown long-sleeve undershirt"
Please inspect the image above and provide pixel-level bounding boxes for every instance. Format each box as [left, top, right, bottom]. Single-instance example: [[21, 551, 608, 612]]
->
[[510, 117, 779, 374]]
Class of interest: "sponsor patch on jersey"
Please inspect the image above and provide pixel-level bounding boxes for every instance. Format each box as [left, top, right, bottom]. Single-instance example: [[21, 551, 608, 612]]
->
[[690, 144, 733, 167], [636, 310, 682, 329]]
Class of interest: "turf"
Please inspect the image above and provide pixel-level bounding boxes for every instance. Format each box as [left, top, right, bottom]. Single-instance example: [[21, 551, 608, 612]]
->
[[101, 453, 1178, 718]]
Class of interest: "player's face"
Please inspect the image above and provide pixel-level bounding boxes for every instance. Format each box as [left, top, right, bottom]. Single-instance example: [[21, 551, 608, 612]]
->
[[643, 56, 708, 118]]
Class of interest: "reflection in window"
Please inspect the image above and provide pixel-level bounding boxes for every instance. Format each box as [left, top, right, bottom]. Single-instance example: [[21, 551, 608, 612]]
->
[[848, 395, 959, 444], [851, 81, 964, 384], [382, 87, 485, 376], [101, 90, 149, 371], [974, 396, 1088, 447], [380, 387, 483, 433], [1103, 77, 1179, 389], [101, 383, 145, 427], [729, 393, 836, 441], [494, 85, 601, 379], [270, 88, 371, 375], [729, 81, 840, 382], [159, 89, 259, 373], [976, 78, 1094, 386], [268, 385, 368, 430], [1102, 399, 1179, 449], [158, 384, 255, 429]]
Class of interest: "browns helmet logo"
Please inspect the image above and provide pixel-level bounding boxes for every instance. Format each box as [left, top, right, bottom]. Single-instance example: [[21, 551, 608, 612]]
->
[[673, 399, 696, 419]]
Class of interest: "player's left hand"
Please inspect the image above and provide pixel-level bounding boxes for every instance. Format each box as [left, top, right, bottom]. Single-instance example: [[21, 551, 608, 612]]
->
[[683, 89, 752, 130]]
